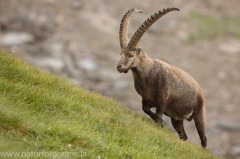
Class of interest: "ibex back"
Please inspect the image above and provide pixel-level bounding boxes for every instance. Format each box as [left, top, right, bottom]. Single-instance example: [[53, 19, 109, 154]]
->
[[116, 8, 207, 148]]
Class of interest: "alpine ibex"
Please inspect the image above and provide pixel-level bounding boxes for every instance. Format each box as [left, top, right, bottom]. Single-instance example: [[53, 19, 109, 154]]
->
[[116, 8, 207, 148]]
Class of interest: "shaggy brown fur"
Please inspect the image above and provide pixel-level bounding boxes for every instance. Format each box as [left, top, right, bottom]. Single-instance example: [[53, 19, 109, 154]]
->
[[117, 8, 207, 148]]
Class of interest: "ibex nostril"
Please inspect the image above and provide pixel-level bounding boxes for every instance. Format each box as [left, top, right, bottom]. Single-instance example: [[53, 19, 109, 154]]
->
[[117, 65, 122, 69]]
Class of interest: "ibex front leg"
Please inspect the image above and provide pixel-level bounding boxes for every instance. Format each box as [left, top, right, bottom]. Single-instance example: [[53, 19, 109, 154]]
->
[[142, 99, 165, 127], [155, 97, 167, 127]]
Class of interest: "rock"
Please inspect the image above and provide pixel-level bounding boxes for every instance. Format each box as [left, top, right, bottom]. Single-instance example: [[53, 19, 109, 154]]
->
[[208, 127, 220, 135], [114, 81, 128, 89], [46, 58, 64, 72], [95, 82, 111, 94], [148, 24, 160, 33], [219, 39, 240, 55], [50, 43, 64, 53], [218, 119, 240, 131], [69, 78, 82, 86], [70, 0, 84, 10], [26, 57, 64, 73], [45, 0, 56, 4], [217, 71, 227, 80], [177, 30, 189, 41], [63, 54, 81, 78], [79, 58, 97, 71], [98, 69, 120, 81], [0, 32, 34, 46], [1, 16, 54, 41], [80, 10, 118, 34], [228, 146, 240, 158]]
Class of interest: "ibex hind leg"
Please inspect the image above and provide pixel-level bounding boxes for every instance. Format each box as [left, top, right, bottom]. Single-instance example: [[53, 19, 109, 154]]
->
[[194, 114, 207, 148], [193, 98, 207, 148], [171, 118, 188, 141]]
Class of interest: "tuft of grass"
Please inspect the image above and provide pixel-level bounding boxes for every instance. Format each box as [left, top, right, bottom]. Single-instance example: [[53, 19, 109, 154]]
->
[[0, 49, 221, 159], [187, 10, 240, 43]]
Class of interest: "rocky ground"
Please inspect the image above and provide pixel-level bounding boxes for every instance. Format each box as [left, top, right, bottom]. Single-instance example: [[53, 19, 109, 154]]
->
[[0, 0, 240, 158]]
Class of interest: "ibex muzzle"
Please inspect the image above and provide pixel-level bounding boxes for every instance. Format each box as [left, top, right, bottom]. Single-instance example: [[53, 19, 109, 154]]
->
[[116, 7, 207, 148], [117, 49, 140, 73]]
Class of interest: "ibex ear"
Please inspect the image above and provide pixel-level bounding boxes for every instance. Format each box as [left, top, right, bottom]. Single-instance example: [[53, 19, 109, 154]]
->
[[136, 48, 142, 55]]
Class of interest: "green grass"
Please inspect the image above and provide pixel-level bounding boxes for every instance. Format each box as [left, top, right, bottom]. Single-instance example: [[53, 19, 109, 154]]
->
[[0, 49, 221, 159], [187, 10, 240, 43]]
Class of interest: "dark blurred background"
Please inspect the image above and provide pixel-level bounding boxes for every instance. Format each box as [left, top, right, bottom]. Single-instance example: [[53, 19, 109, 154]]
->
[[0, 0, 240, 158]]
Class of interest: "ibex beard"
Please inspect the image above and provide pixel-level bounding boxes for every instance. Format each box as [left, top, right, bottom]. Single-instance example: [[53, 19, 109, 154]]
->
[[117, 7, 207, 148]]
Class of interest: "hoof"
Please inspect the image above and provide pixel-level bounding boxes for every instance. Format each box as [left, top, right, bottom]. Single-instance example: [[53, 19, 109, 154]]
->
[[154, 118, 164, 127]]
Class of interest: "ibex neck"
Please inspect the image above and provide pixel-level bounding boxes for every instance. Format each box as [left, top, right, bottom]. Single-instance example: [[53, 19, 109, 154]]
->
[[131, 56, 154, 79]]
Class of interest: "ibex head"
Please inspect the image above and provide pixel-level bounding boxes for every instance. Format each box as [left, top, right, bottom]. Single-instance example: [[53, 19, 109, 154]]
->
[[117, 8, 179, 73]]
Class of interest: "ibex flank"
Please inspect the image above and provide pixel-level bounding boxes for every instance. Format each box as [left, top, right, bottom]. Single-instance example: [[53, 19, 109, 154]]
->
[[116, 7, 207, 148]]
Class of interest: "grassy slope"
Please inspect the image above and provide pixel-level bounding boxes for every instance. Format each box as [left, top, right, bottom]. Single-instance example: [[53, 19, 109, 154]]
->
[[0, 49, 220, 159]]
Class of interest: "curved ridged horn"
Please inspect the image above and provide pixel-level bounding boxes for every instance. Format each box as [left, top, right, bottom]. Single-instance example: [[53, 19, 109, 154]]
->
[[127, 7, 179, 49], [119, 8, 142, 49]]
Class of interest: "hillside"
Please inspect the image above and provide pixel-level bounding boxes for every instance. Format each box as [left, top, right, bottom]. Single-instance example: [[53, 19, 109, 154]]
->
[[0, 49, 221, 158]]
